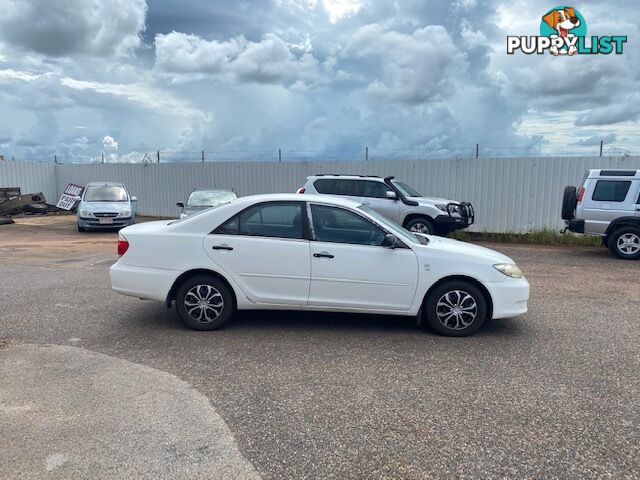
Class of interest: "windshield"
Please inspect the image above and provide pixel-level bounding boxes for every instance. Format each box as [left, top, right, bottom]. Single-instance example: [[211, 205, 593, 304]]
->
[[84, 186, 128, 202], [392, 181, 421, 198], [358, 205, 422, 245], [187, 190, 237, 207]]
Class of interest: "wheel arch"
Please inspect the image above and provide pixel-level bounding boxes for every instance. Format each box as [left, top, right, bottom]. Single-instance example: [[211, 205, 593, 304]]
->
[[420, 275, 493, 323], [166, 268, 237, 309], [605, 217, 640, 237]]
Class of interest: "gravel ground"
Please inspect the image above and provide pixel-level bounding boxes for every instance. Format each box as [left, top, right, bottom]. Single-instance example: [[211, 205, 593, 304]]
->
[[1, 215, 639, 479]]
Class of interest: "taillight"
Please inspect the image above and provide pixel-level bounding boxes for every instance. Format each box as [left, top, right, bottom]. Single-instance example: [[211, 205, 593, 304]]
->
[[117, 236, 129, 256], [577, 187, 585, 204], [296, 187, 305, 194]]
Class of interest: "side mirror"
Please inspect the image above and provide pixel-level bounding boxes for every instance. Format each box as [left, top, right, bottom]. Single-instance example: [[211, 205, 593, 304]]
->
[[382, 233, 401, 249], [130, 196, 137, 202], [385, 190, 398, 200], [176, 202, 184, 208]]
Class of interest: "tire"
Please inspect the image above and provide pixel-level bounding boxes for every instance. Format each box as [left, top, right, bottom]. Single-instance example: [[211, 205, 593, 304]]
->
[[77, 225, 86, 232], [561, 186, 577, 220], [423, 281, 487, 337], [175, 275, 235, 330], [405, 217, 435, 235], [608, 227, 640, 260], [25, 203, 48, 214]]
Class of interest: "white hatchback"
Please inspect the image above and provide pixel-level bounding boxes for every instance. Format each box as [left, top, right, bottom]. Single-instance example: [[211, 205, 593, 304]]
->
[[110, 194, 529, 336]]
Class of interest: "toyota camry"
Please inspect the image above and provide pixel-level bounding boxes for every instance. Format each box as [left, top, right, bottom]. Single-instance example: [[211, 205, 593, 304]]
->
[[110, 194, 529, 336]]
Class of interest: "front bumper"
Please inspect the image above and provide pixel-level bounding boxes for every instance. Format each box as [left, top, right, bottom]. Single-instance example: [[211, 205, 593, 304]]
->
[[78, 216, 135, 229], [433, 215, 471, 234], [486, 277, 530, 319]]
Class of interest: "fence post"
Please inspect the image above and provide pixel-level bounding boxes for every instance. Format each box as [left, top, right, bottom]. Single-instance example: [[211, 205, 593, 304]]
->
[[278, 148, 282, 162], [476, 144, 479, 159], [599, 140, 603, 158], [365, 146, 368, 162], [54, 155, 57, 164], [156, 150, 160, 163], [101, 153, 104, 164], [201, 150, 205, 162]]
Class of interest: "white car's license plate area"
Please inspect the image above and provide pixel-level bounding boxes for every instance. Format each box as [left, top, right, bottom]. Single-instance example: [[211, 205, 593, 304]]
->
[[99, 218, 114, 224]]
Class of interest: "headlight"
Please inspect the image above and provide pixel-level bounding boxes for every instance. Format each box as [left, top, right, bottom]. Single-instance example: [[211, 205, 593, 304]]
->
[[119, 208, 132, 217], [79, 208, 92, 217], [493, 263, 524, 279]]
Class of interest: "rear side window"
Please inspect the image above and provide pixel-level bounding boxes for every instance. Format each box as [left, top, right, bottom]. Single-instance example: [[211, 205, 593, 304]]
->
[[592, 180, 631, 202], [214, 202, 304, 239], [314, 179, 361, 196]]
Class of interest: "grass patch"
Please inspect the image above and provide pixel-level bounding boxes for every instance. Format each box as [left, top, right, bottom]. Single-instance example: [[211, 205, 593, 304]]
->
[[449, 228, 602, 246]]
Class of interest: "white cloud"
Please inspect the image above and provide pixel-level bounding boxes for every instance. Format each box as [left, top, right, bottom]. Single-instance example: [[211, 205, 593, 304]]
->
[[155, 32, 325, 87], [0, 0, 147, 57], [102, 136, 119, 151]]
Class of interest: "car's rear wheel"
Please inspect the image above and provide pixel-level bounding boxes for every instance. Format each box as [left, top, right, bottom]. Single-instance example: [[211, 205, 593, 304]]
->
[[423, 281, 487, 337], [406, 217, 435, 235], [609, 227, 640, 260], [176, 275, 235, 330], [561, 186, 577, 220], [77, 225, 86, 232]]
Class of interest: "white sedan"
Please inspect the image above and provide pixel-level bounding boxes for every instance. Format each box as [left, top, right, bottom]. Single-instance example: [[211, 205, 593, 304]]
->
[[110, 194, 529, 336]]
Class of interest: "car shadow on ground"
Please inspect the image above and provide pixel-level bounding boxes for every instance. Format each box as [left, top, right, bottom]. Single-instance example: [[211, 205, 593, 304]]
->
[[124, 301, 526, 338]]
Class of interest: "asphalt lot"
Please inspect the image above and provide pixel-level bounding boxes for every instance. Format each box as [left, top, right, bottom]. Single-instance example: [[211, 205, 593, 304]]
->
[[1, 215, 639, 479]]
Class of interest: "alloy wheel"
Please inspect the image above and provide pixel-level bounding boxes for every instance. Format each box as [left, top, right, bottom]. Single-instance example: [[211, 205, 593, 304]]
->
[[435, 290, 478, 331], [184, 284, 224, 323], [409, 223, 431, 234], [617, 233, 640, 255]]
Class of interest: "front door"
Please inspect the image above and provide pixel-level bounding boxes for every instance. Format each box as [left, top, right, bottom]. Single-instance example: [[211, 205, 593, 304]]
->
[[307, 203, 418, 311], [359, 180, 402, 224], [204, 201, 310, 305]]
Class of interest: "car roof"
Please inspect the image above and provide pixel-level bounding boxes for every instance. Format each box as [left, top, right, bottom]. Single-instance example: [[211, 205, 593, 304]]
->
[[233, 193, 362, 208], [588, 169, 640, 178], [190, 187, 235, 192], [307, 174, 382, 180]]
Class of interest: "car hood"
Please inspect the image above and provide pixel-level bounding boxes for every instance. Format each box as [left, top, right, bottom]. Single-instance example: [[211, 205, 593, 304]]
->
[[416, 234, 514, 264], [80, 201, 130, 212], [412, 196, 458, 206]]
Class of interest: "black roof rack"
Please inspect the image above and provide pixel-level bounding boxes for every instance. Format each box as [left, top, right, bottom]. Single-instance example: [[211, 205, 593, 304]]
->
[[600, 170, 637, 177], [314, 174, 380, 178]]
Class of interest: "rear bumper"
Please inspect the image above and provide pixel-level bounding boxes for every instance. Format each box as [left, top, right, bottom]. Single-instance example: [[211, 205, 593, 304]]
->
[[110, 261, 177, 302], [567, 219, 585, 234], [486, 277, 530, 319]]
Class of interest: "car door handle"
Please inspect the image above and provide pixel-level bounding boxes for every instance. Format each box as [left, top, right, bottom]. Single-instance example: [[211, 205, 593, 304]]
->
[[212, 244, 233, 251], [313, 252, 334, 259]]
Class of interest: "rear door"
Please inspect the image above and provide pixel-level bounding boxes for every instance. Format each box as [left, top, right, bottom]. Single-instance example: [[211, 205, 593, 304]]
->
[[359, 180, 401, 224], [585, 179, 635, 234], [307, 203, 418, 311], [204, 201, 311, 305]]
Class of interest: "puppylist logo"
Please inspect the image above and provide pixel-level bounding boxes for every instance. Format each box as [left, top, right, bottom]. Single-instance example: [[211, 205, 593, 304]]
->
[[508, 6, 627, 56]]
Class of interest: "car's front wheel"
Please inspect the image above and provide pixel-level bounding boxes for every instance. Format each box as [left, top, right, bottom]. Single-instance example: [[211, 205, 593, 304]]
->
[[405, 217, 435, 235], [77, 225, 86, 232], [176, 275, 235, 330], [609, 227, 640, 260], [423, 281, 487, 336]]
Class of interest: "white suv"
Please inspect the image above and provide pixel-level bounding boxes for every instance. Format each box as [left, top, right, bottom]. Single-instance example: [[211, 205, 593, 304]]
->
[[298, 175, 474, 236], [562, 169, 640, 260]]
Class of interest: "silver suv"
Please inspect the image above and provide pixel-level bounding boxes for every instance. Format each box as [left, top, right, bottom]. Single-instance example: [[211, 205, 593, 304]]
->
[[563, 169, 640, 259], [298, 174, 474, 236]]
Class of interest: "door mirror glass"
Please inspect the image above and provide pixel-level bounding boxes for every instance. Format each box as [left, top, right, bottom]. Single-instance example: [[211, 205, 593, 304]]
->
[[385, 190, 397, 200]]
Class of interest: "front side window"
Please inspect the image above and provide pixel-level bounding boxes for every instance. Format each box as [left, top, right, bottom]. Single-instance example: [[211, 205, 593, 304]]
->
[[84, 186, 128, 202], [214, 202, 304, 239], [592, 180, 632, 202], [311, 204, 386, 246], [361, 180, 393, 199]]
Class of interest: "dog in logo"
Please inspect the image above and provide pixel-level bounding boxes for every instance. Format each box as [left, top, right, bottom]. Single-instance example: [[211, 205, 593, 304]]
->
[[542, 7, 581, 55]]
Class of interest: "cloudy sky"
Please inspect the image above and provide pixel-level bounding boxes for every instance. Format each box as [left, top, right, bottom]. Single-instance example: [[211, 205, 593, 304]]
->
[[0, 0, 637, 162]]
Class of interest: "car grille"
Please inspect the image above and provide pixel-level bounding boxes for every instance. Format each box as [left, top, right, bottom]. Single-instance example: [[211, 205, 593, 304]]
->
[[94, 212, 119, 218]]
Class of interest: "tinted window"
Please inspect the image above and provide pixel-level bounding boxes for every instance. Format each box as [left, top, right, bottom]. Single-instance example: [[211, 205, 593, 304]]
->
[[215, 202, 304, 239], [314, 179, 361, 196], [361, 180, 393, 199], [311, 204, 386, 246], [592, 181, 631, 202]]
